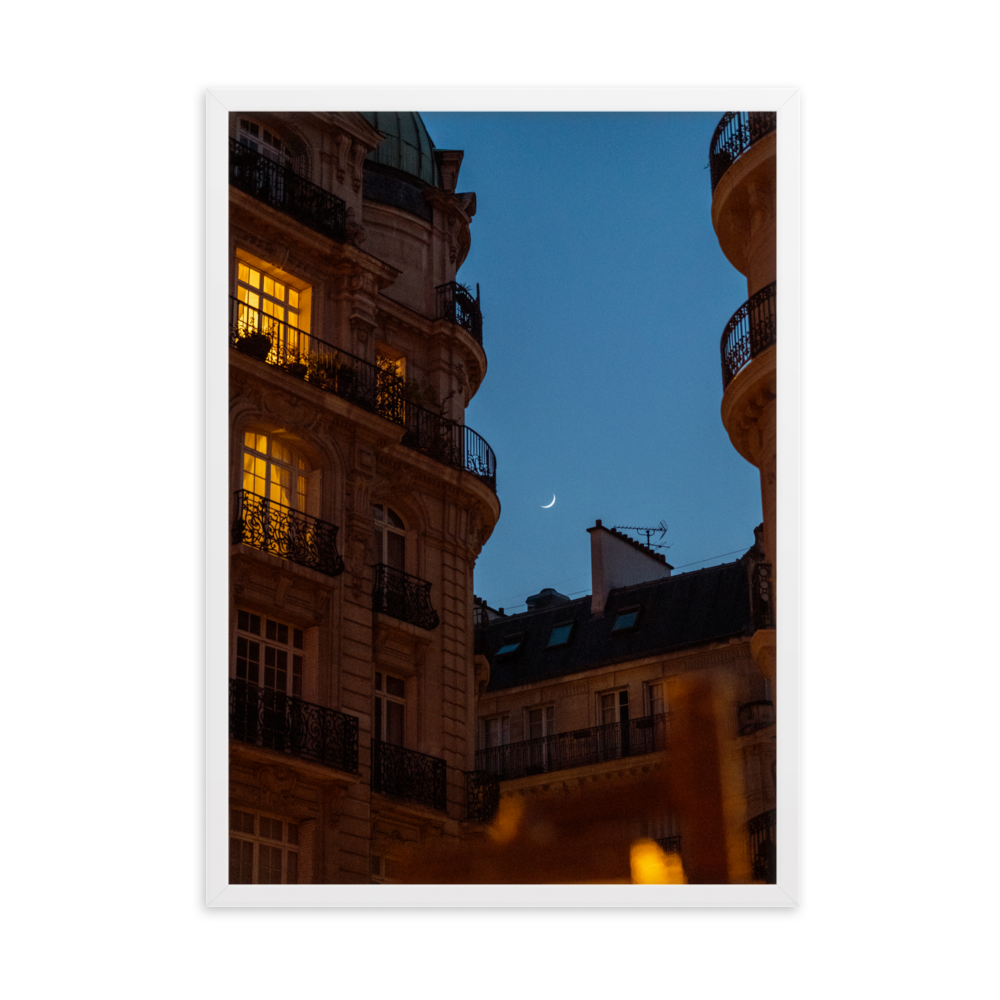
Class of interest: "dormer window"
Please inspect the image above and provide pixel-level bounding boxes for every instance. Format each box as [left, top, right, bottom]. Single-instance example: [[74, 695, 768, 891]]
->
[[496, 634, 524, 657], [612, 608, 640, 633], [546, 622, 574, 648]]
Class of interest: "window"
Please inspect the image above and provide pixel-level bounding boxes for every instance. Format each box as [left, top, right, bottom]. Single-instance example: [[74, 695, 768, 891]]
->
[[370, 854, 401, 884], [372, 504, 406, 571], [546, 621, 574, 647], [526, 705, 554, 771], [646, 681, 666, 717], [612, 608, 640, 632], [234, 609, 304, 697], [375, 671, 405, 746], [229, 808, 299, 884], [599, 688, 630, 726], [376, 350, 406, 419], [238, 118, 290, 165], [234, 255, 311, 362], [496, 633, 523, 657], [482, 714, 510, 749], [243, 431, 310, 512]]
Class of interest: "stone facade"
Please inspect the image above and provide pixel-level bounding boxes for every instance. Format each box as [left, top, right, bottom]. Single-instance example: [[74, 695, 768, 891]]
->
[[227, 111, 500, 884]]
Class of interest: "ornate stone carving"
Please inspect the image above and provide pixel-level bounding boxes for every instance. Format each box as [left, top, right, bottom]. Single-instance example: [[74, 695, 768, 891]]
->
[[258, 765, 299, 810], [350, 315, 376, 343], [345, 209, 366, 246], [334, 133, 351, 184], [260, 389, 324, 436], [349, 272, 379, 298], [350, 142, 367, 192]]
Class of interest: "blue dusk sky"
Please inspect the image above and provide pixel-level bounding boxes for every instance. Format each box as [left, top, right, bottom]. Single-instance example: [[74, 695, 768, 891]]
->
[[420, 112, 762, 614]]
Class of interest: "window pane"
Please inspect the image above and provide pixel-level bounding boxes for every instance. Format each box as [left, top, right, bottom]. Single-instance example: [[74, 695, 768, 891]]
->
[[387, 532, 405, 571], [386, 675, 405, 698], [386, 701, 404, 746]]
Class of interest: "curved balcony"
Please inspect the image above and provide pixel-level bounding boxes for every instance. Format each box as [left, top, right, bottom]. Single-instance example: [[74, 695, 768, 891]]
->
[[371, 739, 447, 810], [709, 111, 777, 193], [232, 489, 345, 578], [748, 807, 776, 883], [230, 296, 497, 493], [229, 137, 346, 243], [475, 714, 669, 781], [720, 281, 776, 390], [436, 281, 483, 347], [230, 678, 359, 773], [372, 564, 440, 631]]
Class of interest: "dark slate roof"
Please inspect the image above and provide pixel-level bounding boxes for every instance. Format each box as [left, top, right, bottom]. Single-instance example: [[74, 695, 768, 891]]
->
[[481, 560, 752, 692]]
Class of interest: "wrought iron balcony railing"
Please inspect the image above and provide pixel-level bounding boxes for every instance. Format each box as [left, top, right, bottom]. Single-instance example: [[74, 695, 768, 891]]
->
[[371, 739, 447, 810], [230, 297, 497, 493], [654, 835, 682, 855], [232, 489, 345, 578], [751, 561, 775, 631], [230, 678, 359, 773], [465, 770, 500, 823], [436, 281, 483, 346], [720, 281, 776, 390], [748, 807, 776, 883], [371, 564, 440, 631], [738, 700, 775, 736], [475, 713, 669, 781], [229, 137, 347, 243], [709, 111, 777, 193]]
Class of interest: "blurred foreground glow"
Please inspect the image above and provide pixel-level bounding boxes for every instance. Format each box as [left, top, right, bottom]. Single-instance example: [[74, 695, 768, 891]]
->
[[488, 798, 524, 845], [630, 839, 687, 884]]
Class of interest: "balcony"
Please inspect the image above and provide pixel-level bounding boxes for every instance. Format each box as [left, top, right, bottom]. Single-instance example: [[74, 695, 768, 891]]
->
[[372, 564, 440, 631], [230, 296, 497, 494], [371, 739, 447, 810], [654, 836, 682, 855], [709, 111, 777, 193], [465, 770, 500, 823], [751, 561, 775, 631], [475, 714, 669, 781], [748, 807, 776, 883], [232, 489, 345, 578], [738, 700, 775, 736], [720, 281, 776, 390], [230, 678, 359, 773], [436, 281, 483, 346], [229, 137, 346, 243]]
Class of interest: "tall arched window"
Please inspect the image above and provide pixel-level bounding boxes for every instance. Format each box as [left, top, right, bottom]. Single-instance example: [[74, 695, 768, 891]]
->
[[372, 504, 405, 570], [243, 431, 309, 511]]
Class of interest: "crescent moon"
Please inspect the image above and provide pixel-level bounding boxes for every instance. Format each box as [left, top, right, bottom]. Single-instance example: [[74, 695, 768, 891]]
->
[[541, 494, 556, 508]]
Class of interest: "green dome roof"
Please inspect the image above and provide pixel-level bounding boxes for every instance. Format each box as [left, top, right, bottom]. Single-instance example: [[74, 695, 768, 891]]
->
[[360, 111, 439, 187]]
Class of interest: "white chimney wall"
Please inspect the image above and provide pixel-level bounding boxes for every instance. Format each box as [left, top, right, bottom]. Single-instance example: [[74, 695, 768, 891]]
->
[[588, 519, 672, 616]]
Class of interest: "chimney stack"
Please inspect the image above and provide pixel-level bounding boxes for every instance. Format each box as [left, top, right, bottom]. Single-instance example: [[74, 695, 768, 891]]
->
[[587, 519, 673, 616]]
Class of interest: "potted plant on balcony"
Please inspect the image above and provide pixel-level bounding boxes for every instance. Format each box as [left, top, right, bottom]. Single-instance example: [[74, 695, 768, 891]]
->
[[306, 353, 340, 391], [234, 329, 272, 361], [282, 357, 309, 379]]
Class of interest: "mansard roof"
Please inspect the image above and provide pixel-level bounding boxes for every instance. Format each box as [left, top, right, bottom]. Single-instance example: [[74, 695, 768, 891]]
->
[[481, 559, 752, 692]]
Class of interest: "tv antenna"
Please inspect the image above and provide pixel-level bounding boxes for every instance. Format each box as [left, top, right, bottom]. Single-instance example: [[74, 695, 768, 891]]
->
[[612, 521, 670, 550]]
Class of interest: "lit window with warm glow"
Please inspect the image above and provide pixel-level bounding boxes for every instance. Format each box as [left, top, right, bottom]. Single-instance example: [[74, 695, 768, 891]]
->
[[243, 431, 308, 511]]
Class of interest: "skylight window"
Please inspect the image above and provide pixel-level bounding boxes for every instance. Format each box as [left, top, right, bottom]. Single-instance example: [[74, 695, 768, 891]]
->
[[612, 609, 640, 633], [547, 622, 574, 647], [496, 634, 523, 656]]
